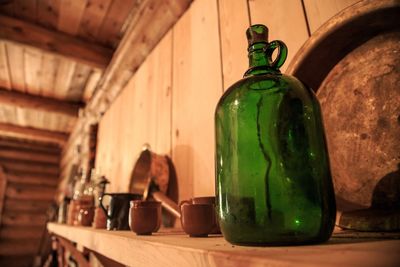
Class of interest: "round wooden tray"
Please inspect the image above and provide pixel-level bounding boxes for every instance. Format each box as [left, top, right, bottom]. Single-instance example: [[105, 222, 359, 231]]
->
[[287, 0, 400, 212]]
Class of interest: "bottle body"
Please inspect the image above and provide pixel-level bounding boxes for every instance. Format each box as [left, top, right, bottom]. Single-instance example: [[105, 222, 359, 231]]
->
[[215, 73, 336, 245]]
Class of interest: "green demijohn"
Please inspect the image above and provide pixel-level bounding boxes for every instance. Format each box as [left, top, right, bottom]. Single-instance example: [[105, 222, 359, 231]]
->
[[215, 24, 336, 245]]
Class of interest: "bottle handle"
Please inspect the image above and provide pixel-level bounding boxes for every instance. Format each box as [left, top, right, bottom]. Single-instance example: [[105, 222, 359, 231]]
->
[[99, 193, 112, 219], [266, 40, 287, 70]]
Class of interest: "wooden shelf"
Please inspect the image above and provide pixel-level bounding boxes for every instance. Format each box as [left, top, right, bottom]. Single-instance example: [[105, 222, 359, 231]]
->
[[47, 223, 400, 267]]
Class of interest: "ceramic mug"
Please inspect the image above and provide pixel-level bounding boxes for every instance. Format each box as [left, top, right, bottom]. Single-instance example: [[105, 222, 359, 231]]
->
[[100, 193, 142, 230], [129, 200, 162, 235], [190, 196, 220, 234], [180, 201, 215, 237]]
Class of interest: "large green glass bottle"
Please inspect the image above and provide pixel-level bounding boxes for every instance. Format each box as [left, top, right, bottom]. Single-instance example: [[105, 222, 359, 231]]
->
[[215, 25, 336, 245]]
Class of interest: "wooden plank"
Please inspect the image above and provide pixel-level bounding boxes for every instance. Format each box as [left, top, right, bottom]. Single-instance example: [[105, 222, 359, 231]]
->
[[53, 58, 76, 99], [0, 225, 44, 239], [0, 166, 7, 225], [97, 31, 173, 192], [0, 158, 59, 175], [6, 43, 26, 92], [6, 173, 58, 186], [66, 64, 92, 101], [0, 136, 60, 153], [3, 199, 52, 212], [48, 223, 400, 267], [78, 0, 113, 42], [5, 183, 56, 201], [0, 42, 11, 89], [0, 122, 68, 144], [172, 0, 222, 200], [57, 0, 88, 35], [0, 256, 35, 267], [2, 212, 47, 226], [82, 69, 102, 102], [97, 0, 138, 47], [23, 47, 43, 95], [0, 147, 60, 164], [303, 0, 359, 33], [14, 0, 38, 23], [0, 87, 82, 117], [87, 0, 192, 115], [0, 14, 113, 69], [0, 239, 41, 255], [248, 0, 309, 72], [39, 52, 60, 98], [218, 0, 250, 90], [37, 0, 61, 30]]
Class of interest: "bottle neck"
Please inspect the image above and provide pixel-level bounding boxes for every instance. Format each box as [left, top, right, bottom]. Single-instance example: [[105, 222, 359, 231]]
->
[[244, 42, 280, 77]]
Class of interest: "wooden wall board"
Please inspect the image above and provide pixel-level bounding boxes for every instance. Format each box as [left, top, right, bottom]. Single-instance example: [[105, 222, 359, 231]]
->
[[0, 136, 60, 153], [78, 0, 113, 43], [0, 238, 42, 254], [53, 58, 76, 100], [172, 0, 223, 200], [40, 53, 60, 98], [6, 43, 26, 92], [248, 0, 310, 72], [0, 148, 59, 164], [303, 0, 360, 33], [1, 212, 47, 226], [0, 159, 59, 176], [23, 47, 43, 95], [6, 173, 59, 187], [37, 0, 61, 30], [97, 0, 138, 48], [0, 225, 44, 239], [0, 42, 11, 89], [5, 182, 56, 201], [82, 69, 102, 102], [0, 166, 6, 225], [57, 0, 88, 35], [0, 256, 35, 267], [218, 0, 250, 90], [96, 31, 172, 192], [67, 63, 92, 101], [14, 0, 38, 23]]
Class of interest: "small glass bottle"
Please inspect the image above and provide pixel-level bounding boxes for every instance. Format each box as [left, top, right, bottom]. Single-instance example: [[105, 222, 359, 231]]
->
[[215, 24, 336, 245]]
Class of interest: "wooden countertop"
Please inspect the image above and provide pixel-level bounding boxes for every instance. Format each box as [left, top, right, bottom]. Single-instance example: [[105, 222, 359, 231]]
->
[[47, 223, 400, 267]]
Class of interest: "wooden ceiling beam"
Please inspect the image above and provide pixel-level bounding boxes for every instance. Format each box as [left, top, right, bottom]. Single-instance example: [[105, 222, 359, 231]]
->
[[0, 122, 68, 145], [0, 14, 113, 69], [0, 88, 83, 117]]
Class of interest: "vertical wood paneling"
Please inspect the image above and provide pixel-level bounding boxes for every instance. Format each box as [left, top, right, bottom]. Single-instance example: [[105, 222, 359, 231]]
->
[[303, 0, 359, 33], [248, 0, 309, 72], [218, 0, 250, 90], [96, 32, 172, 193], [172, 0, 222, 200], [24, 48, 43, 95], [58, 0, 88, 35], [6, 44, 25, 92], [0, 42, 11, 89]]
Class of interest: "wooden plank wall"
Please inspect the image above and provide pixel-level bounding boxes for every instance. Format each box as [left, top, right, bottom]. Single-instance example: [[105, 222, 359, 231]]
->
[[0, 139, 60, 266], [64, 0, 359, 203]]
